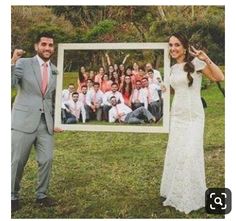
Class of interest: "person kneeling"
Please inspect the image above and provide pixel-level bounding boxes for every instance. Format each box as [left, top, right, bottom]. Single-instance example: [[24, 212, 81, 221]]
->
[[63, 92, 86, 124], [109, 96, 155, 124]]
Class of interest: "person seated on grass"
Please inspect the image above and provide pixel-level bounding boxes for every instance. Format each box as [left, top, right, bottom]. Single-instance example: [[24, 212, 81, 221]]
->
[[102, 82, 124, 121], [131, 80, 148, 110], [108, 96, 155, 124], [63, 92, 86, 124], [86, 82, 104, 121]]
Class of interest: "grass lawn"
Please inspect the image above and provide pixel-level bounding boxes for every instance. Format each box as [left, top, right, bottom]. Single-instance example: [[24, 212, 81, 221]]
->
[[12, 82, 225, 218]]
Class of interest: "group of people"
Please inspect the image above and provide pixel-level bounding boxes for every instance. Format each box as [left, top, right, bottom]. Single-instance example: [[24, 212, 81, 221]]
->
[[11, 31, 224, 215], [61, 63, 164, 124]]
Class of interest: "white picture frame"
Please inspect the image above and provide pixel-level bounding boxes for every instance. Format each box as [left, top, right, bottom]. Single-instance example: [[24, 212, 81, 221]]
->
[[55, 43, 170, 133]]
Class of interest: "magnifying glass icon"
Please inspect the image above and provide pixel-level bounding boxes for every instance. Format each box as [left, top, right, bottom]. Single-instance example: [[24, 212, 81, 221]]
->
[[214, 197, 223, 206]]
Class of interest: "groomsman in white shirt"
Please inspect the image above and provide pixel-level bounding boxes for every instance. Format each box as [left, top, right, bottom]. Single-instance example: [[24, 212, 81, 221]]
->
[[61, 83, 75, 106], [61, 83, 75, 123], [102, 82, 124, 121], [141, 77, 162, 121], [147, 69, 163, 117], [63, 92, 86, 124], [78, 85, 90, 121], [109, 96, 155, 124], [86, 82, 103, 121], [131, 80, 148, 110], [145, 63, 162, 83]]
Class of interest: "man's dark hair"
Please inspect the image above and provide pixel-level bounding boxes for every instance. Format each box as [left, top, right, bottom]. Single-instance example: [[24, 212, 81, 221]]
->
[[72, 92, 79, 96], [147, 69, 154, 74], [94, 82, 100, 86], [141, 77, 148, 81], [87, 78, 94, 83], [35, 32, 55, 43], [111, 82, 118, 87]]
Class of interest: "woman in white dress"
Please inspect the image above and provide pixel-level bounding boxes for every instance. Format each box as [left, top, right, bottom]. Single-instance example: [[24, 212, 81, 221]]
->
[[160, 33, 224, 214]]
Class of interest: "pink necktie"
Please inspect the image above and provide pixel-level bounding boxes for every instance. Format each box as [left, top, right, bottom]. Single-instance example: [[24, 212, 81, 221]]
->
[[83, 94, 86, 104], [137, 90, 140, 102], [41, 63, 48, 96]]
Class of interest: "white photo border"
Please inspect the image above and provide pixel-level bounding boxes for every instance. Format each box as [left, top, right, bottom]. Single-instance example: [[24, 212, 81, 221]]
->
[[55, 43, 171, 133]]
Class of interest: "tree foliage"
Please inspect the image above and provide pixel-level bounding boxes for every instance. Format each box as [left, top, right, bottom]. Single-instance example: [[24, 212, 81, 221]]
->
[[12, 6, 225, 66]]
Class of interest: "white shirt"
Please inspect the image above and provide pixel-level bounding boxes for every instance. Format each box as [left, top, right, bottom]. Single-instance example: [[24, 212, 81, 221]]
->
[[131, 88, 148, 109], [148, 77, 160, 86], [153, 69, 162, 82], [36, 55, 51, 82], [78, 92, 87, 104], [64, 100, 86, 123], [143, 84, 161, 103], [61, 89, 73, 108], [86, 89, 104, 106], [87, 87, 94, 93], [102, 91, 124, 106], [109, 103, 132, 123]]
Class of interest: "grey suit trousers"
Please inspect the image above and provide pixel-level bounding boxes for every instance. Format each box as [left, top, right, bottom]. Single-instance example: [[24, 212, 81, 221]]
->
[[11, 115, 54, 200]]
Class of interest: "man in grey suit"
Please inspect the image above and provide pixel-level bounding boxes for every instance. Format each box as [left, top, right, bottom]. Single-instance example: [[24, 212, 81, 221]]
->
[[11, 32, 62, 212]]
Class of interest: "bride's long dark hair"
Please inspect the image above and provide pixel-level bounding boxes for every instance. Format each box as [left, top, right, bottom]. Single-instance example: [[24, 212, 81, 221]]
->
[[170, 33, 195, 87]]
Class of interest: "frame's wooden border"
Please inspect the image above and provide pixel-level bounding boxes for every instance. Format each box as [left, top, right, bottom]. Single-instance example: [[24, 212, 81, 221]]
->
[[55, 43, 170, 133]]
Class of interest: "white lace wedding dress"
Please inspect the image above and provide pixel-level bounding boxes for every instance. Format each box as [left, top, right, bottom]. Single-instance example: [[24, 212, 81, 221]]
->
[[160, 57, 207, 214]]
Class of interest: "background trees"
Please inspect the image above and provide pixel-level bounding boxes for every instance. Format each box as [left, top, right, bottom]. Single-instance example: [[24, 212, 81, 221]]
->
[[11, 6, 225, 68]]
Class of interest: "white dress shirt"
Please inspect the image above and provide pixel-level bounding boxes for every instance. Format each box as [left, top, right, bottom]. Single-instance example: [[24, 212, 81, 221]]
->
[[131, 88, 148, 109], [142, 84, 161, 103], [86, 89, 104, 106], [61, 89, 73, 108], [148, 77, 160, 86], [102, 91, 124, 106], [153, 69, 162, 82], [109, 103, 132, 123], [79, 92, 87, 104], [64, 100, 86, 123]]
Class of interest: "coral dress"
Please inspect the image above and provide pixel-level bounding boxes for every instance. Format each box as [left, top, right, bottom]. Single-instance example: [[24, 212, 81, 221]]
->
[[160, 57, 207, 214]]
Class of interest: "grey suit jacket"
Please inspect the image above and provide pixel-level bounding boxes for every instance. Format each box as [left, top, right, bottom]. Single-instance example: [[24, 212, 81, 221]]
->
[[11, 56, 57, 135]]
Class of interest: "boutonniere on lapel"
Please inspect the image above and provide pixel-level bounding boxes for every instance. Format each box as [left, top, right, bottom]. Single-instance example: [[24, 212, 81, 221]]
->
[[51, 69, 59, 75]]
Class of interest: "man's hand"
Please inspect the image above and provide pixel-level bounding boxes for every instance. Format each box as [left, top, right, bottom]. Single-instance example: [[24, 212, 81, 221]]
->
[[11, 49, 26, 64], [160, 84, 167, 92], [54, 127, 64, 133]]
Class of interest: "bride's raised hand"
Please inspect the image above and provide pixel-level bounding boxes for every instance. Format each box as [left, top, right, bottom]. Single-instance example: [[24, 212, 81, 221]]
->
[[189, 46, 209, 62]]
